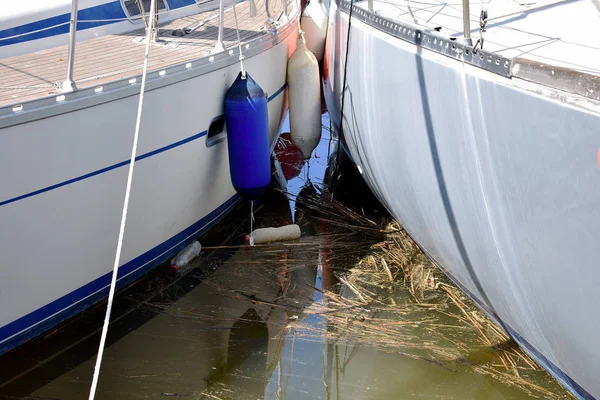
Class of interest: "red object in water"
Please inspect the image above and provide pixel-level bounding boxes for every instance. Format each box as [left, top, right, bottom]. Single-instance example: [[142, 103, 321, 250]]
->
[[322, 45, 330, 81], [274, 133, 305, 180], [171, 264, 179, 272], [320, 85, 328, 114], [321, 52, 330, 114]]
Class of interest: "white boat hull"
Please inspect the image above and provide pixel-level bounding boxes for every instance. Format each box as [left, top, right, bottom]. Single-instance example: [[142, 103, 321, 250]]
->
[[0, 20, 297, 354], [324, 2, 600, 399]]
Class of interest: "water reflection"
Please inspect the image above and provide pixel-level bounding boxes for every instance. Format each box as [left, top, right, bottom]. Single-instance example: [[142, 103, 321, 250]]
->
[[0, 115, 571, 400]]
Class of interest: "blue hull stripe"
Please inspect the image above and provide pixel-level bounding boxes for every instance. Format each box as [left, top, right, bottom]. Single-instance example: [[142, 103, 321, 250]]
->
[[0, 193, 239, 354], [0, 82, 287, 208], [0, 2, 126, 47], [166, 0, 198, 8], [268, 83, 287, 102], [0, 81, 286, 353], [0, 131, 207, 207], [0, 0, 198, 47]]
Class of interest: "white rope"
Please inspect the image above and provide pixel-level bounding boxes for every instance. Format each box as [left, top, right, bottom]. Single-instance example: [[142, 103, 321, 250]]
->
[[249, 200, 255, 246], [232, 0, 247, 78], [87, 0, 157, 399], [406, 0, 419, 23]]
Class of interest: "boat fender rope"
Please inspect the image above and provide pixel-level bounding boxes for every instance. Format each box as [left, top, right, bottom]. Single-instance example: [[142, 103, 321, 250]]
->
[[250, 200, 255, 246], [87, 1, 157, 399], [232, 0, 247, 78]]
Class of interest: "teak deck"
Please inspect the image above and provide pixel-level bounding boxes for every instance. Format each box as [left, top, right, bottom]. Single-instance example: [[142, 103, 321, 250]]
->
[[0, 0, 283, 107]]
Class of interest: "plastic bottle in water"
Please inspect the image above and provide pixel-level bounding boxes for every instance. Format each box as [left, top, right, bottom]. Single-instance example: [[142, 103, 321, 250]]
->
[[171, 241, 202, 272]]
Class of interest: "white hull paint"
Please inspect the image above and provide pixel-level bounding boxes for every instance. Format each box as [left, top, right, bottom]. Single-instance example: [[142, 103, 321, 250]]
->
[[0, 18, 297, 354], [324, 2, 600, 399]]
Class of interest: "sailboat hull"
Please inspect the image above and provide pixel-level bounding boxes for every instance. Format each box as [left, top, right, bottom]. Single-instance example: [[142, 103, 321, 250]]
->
[[0, 12, 298, 355], [324, 1, 600, 399]]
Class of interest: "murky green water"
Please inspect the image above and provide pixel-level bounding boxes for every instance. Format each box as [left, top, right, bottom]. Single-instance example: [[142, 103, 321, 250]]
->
[[0, 116, 572, 399]]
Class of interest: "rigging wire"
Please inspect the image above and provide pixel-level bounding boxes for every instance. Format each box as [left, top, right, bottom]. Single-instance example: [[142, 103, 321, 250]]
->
[[335, 0, 354, 177]]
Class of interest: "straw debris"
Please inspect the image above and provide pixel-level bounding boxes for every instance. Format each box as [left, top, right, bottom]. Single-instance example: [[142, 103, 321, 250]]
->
[[275, 190, 573, 399], [196, 187, 572, 399]]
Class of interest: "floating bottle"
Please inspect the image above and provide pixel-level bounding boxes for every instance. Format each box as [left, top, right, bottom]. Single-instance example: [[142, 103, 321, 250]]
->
[[171, 241, 202, 271]]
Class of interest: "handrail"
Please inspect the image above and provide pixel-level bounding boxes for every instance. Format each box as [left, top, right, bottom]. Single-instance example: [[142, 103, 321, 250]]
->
[[61, 0, 78, 92], [150, 0, 160, 41], [2, 0, 275, 99], [0, 0, 297, 119], [216, 0, 226, 50]]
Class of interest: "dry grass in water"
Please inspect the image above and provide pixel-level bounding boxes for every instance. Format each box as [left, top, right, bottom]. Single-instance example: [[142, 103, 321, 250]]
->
[[276, 190, 573, 399], [193, 188, 572, 399]]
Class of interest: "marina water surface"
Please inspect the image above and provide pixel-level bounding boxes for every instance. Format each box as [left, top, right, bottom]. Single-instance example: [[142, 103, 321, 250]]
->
[[0, 116, 572, 399]]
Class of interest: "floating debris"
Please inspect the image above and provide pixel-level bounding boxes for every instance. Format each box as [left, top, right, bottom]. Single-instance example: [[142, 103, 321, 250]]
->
[[0, 149, 571, 400], [202, 188, 573, 399]]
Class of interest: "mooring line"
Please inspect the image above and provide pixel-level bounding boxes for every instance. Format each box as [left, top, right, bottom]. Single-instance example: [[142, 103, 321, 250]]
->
[[87, 1, 157, 399]]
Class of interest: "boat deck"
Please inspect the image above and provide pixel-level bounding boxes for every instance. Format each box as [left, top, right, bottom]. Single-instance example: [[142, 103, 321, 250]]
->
[[364, 0, 600, 75], [0, 0, 285, 107]]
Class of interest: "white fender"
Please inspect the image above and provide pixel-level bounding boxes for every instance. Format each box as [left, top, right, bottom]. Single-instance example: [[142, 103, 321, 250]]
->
[[300, 0, 328, 62], [287, 34, 322, 160]]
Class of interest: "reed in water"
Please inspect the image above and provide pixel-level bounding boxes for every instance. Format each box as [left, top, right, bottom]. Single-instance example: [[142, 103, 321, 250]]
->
[[272, 188, 573, 399], [184, 185, 572, 399]]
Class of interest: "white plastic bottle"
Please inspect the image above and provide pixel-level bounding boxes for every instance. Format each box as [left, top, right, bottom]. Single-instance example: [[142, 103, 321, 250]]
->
[[171, 241, 202, 271]]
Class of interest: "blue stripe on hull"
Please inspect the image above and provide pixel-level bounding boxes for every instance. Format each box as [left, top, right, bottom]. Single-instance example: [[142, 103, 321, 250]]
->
[[0, 83, 287, 208], [0, 2, 126, 47], [0, 193, 240, 355], [0, 81, 286, 354], [167, 0, 199, 7], [0, 0, 200, 47], [0, 130, 208, 207], [268, 83, 287, 102]]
